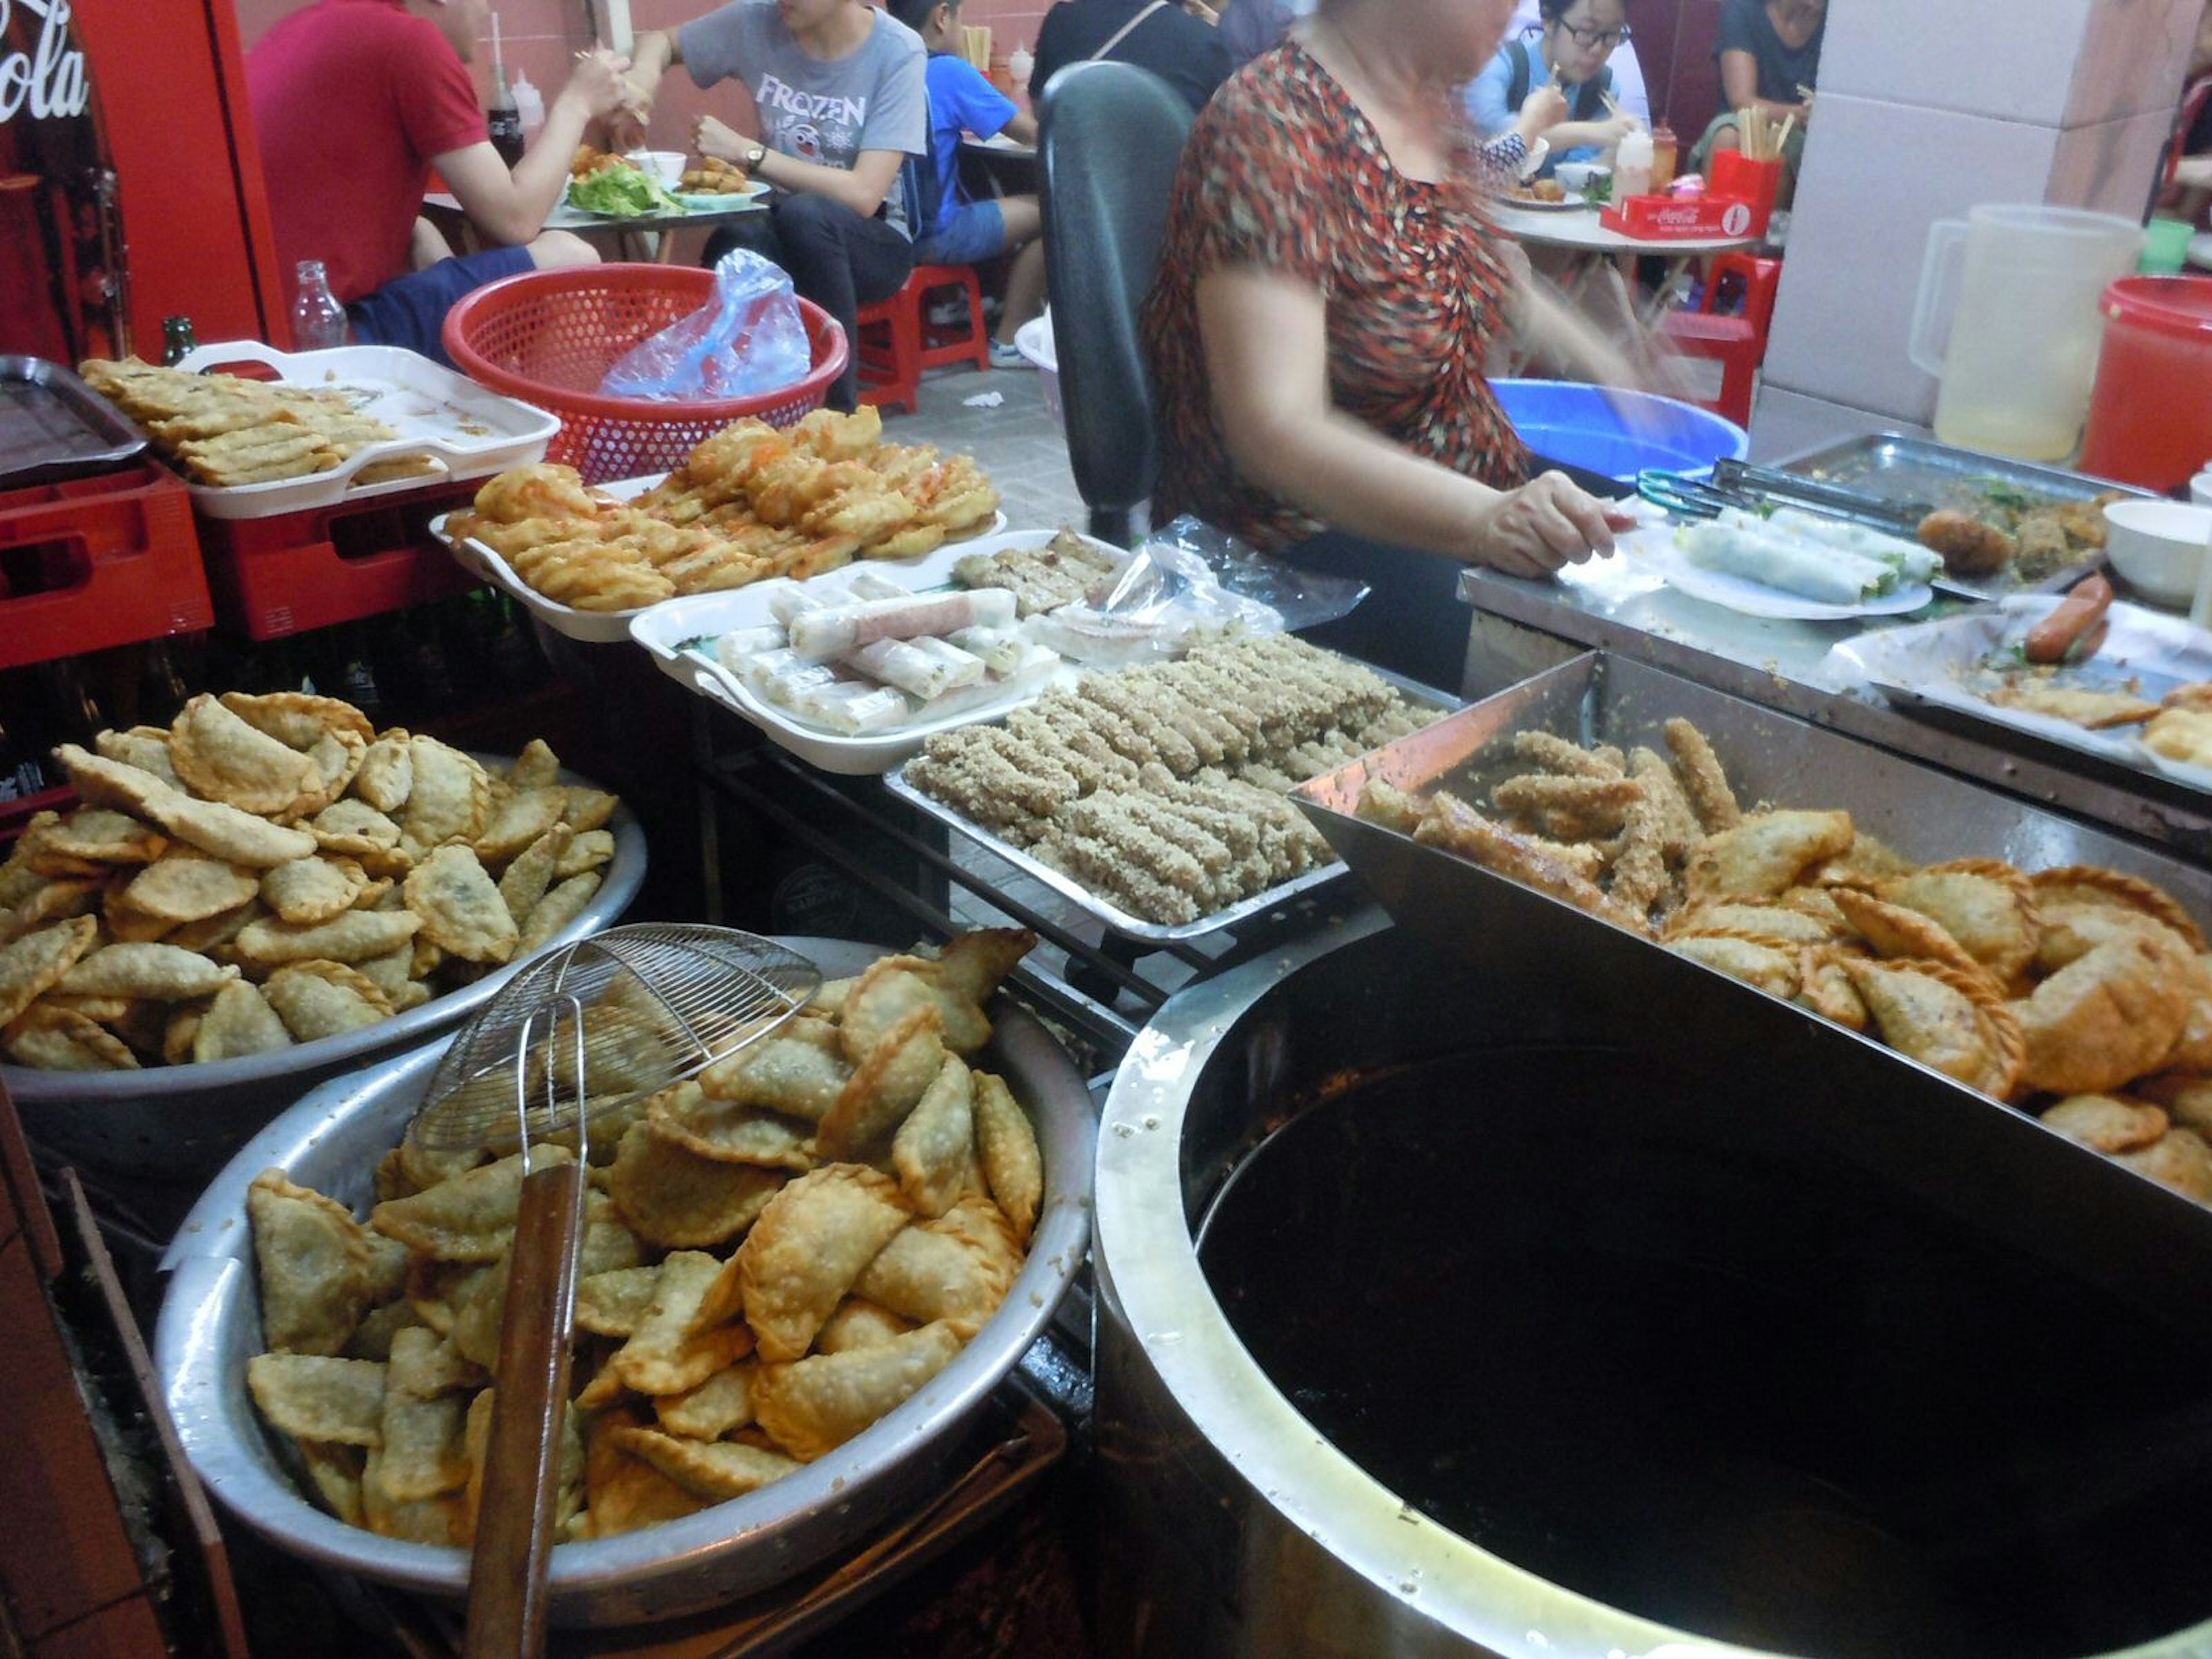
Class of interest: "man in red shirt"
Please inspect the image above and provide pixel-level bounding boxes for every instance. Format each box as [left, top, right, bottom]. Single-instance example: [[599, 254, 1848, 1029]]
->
[[248, 0, 631, 361]]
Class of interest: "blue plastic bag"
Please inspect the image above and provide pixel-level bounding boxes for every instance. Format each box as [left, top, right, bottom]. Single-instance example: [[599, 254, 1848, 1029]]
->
[[599, 249, 811, 400]]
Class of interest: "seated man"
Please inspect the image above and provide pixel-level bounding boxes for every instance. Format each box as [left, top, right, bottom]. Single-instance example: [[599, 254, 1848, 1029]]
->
[[888, 0, 1044, 368], [247, 0, 631, 363]]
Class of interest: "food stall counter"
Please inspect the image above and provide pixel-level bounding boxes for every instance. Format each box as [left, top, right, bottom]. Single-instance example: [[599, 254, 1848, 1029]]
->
[[1455, 555, 2212, 861]]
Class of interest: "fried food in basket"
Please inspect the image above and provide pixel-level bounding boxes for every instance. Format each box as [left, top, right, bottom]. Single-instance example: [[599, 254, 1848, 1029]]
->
[[1352, 714, 2212, 1200], [77, 357, 430, 489], [241, 928, 1045, 1547], [450, 409, 1002, 614], [0, 714, 622, 1071]]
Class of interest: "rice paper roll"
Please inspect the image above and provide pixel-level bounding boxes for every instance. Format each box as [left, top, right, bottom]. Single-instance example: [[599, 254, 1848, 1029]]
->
[[1677, 520, 1893, 603], [1757, 507, 1941, 584]]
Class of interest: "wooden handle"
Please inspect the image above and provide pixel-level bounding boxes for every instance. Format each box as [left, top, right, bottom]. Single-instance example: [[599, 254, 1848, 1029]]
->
[[462, 1159, 586, 1659]]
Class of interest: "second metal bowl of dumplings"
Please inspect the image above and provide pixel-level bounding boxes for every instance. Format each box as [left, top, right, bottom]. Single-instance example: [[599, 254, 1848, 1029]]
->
[[153, 935, 1095, 1627]]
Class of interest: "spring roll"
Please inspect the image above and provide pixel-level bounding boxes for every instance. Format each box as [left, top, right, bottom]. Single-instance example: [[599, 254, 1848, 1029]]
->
[[946, 626, 1030, 675], [738, 649, 839, 707], [788, 589, 1018, 660], [791, 683, 912, 734], [845, 570, 912, 603], [756, 579, 831, 627], [1748, 508, 1941, 584], [844, 637, 988, 699], [713, 624, 787, 672], [1677, 520, 1893, 603]]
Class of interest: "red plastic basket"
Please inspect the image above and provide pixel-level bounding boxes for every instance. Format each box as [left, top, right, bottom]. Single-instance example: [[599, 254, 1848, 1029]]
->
[[440, 264, 849, 485]]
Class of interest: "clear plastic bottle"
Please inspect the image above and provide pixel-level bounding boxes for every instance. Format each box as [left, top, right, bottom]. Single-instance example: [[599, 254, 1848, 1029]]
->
[[1614, 128, 1654, 200], [512, 70, 545, 148], [291, 258, 349, 352], [1007, 44, 1033, 94]]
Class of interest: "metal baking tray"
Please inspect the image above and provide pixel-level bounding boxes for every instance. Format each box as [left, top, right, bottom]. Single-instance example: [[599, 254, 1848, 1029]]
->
[[0, 356, 147, 488], [884, 669, 1459, 945], [1771, 432, 2157, 598], [2, 767, 645, 1185], [154, 935, 1094, 1628], [1827, 596, 2212, 797], [1292, 648, 2212, 969]]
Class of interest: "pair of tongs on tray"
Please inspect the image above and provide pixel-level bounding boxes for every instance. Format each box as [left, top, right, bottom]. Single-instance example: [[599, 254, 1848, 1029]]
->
[[1637, 458, 1933, 537]]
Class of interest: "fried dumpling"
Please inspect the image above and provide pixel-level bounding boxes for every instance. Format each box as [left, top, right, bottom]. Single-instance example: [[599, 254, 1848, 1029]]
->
[[1870, 859, 2039, 984], [752, 1320, 963, 1461], [1665, 933, 1801, 998], [1683, 809, 1856, 903], [1839, 956, 2024, 1099], [736, 1165, 911, 1362], [2010, 923, 2197, 1097]]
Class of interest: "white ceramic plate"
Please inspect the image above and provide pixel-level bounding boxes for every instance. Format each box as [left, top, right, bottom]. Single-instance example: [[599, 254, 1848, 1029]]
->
[[1636, 528, 1934, 621], [1498, 188, 1588, 211], [673, 183, 771, 211]]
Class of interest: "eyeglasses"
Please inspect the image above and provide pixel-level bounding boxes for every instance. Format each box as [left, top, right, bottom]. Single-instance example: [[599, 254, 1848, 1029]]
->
[[1552, 20, 1630, 50]]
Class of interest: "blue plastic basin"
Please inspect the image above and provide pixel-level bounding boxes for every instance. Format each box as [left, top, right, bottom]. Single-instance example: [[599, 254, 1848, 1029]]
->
[[1491, 379, 1748, 482]]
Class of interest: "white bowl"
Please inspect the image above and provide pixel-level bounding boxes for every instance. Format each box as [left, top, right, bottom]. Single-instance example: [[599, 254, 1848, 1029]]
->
[[2190, 469, 2212, 507], [625, 149, 685, 184], [1554, 160, 1610, 194], [2103, 497, 2212, 609]]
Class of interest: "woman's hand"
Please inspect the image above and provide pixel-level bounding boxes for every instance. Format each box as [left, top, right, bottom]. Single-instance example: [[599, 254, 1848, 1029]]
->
[[1467, 471, 1627, 578], [1514, 82, 1569, 141], [694, 115, 747, 165], [558, 48, 634, 126]]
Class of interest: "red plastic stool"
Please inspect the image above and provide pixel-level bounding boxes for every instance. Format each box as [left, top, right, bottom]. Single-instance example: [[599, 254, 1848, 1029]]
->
[[1659, 254, 1784, 427], [854, 263, 993, 414], [1658, 310, 1763, 428]]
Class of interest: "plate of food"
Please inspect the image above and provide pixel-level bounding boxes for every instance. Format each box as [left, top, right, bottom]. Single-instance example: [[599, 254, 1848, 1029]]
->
[[431, 405, 1005, 641], [1631, 509, 1938, 620], [1499, 182, 1586, 211], [564, 148, 685, 217], [675, 183, 770, 211], [1827, 586, 2212, 793]]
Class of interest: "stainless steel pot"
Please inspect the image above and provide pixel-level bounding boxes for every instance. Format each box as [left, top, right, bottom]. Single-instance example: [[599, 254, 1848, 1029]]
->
[[154, 937, 1094, 1628], [1095, 915, 2212, 1658]]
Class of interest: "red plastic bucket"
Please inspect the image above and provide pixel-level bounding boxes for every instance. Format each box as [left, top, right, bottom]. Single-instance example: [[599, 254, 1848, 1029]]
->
[[2077, 275, 2212, 492]]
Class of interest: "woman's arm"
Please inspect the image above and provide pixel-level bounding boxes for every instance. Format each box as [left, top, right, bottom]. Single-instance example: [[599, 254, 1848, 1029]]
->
[[609, 28, 681, 152], [1196, 266, 1620, 577], [696, 116, 907, 217], [1540, 110, 1640, 153]]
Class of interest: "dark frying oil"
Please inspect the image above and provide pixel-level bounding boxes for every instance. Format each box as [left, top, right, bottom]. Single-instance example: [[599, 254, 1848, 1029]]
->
[[1195, 1050, 2212, 1658]]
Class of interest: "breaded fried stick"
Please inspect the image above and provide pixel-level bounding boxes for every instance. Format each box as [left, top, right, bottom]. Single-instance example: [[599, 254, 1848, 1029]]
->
[[1413, 791, 1651, 936], [1663, 717, 1741, 832]]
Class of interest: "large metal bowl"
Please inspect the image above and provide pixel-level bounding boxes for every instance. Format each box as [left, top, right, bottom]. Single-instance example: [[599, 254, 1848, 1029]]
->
[[153, 937, 1094, 1628], [4, 773, 645, 1183]]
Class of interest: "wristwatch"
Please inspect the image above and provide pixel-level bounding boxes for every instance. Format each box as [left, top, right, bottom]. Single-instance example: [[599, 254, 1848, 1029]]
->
[[744, 141, 767, 171]]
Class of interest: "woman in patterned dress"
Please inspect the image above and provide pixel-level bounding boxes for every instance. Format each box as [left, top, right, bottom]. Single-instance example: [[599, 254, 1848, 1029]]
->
[[1141, 0, 1638, 687]]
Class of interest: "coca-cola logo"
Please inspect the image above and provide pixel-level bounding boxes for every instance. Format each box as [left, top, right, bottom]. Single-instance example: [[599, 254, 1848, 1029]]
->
[[0, 0, 90, 124]]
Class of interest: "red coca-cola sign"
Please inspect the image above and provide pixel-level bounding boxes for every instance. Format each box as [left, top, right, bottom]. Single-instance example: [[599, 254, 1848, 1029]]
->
[[0, 0, 124, 362]]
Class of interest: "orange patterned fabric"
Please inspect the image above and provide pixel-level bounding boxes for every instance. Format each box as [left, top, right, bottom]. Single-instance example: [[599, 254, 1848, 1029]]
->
[[1141, 43, 1530, 549]]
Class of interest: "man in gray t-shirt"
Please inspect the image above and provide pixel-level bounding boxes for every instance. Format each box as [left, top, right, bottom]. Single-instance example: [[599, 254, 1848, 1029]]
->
[[624, 0, 929, 410]]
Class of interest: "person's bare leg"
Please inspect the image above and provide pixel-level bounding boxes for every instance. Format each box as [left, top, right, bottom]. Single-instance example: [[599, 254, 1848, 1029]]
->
[[527, 229, 600, 268], [994, 196, 1046, 344], [412, 217, 455, 270]]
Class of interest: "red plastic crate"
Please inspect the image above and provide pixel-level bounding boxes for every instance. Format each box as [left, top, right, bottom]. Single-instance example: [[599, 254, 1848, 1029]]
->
[[0, 460, 212, 671], [195, 477, 485, 639]]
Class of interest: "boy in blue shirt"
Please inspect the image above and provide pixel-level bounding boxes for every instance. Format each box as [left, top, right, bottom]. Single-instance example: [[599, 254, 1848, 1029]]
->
[[888, 0, 1043, 368]]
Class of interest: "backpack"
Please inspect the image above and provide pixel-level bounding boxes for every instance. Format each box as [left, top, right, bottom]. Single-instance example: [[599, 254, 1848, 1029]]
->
[[897, 70, 948, 234], [1505, 37, 1613, 126]]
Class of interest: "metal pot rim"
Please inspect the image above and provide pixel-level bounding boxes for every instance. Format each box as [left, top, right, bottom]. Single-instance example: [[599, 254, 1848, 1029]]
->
[[156, 935, 1094, 1623]]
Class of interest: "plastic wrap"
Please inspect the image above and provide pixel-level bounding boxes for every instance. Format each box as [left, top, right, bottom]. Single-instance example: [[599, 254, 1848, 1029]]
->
[[1029, 514, 1369, 665], [600, 249, 812, 400]]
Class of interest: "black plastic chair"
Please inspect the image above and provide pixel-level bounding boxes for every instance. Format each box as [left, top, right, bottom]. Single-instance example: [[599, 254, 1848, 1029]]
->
[[1038, 63, 1195, 547]]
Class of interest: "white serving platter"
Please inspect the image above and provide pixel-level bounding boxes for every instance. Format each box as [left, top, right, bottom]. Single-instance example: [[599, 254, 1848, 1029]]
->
[[1826, 594, 2212, 793], [1633, 523, 1936, 621], [628, 526, 1108, 774], [435, 472, 1007, 645], [171, 340, 559, 519]]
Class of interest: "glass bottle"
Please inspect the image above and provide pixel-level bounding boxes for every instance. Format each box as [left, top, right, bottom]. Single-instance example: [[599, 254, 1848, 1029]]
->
[[40, 656, 108, 748], [1649, 119, 1678, 192], [160, 315, 199, 366], [291, 259, 349, 353], [135, 637, 193, 725], [0, 672, 50, 802], [488, 60, 525, 168]]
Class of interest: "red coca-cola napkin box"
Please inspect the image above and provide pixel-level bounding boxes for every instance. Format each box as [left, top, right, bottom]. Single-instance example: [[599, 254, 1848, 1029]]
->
[[1600, 194, 1759, 240]]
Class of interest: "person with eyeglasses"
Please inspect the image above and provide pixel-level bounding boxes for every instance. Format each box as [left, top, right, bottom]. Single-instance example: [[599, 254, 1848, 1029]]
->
[[1465, 0, 1641, 176]]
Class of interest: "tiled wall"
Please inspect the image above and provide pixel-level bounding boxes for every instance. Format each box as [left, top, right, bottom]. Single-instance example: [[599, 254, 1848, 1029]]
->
[[1759, 0, 2200, 437]]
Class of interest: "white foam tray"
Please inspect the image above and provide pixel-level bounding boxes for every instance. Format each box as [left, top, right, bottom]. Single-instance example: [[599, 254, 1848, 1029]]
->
[[171, 340, 558, 519]]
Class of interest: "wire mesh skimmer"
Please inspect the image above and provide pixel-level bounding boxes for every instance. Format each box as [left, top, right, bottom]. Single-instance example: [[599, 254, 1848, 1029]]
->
[[410, 925, 821, 1658]]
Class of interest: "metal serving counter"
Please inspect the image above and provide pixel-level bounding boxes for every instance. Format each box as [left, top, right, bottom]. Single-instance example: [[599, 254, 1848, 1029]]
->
[[1456, 559, 2212, 859]]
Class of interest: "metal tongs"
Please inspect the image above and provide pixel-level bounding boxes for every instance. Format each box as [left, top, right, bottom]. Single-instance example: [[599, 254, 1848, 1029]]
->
[[1638, 461, 1933, 535]]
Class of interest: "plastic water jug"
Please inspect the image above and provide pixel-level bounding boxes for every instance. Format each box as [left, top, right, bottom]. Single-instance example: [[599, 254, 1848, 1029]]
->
[[2077, 275, 2212, 492], [1908, 204, 2141, 461]]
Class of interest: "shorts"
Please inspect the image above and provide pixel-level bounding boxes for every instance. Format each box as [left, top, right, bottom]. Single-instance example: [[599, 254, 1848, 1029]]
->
[[346, 245, 535, 367], [912, 198, 1009, 268]]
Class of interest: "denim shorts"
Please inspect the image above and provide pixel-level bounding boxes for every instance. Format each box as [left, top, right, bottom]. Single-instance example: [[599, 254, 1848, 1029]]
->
[[346, 245, 535, 366], [912, 198, 1009, 267]]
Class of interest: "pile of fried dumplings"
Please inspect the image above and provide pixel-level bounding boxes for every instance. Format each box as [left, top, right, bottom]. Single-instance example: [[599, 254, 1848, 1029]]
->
[[0, 693, 620, 1071], [244, 929, 1044, 1546], [1359, 719, 2212, 1205]]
